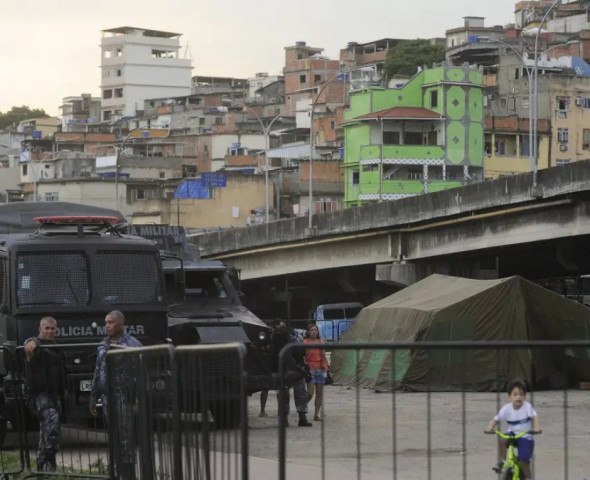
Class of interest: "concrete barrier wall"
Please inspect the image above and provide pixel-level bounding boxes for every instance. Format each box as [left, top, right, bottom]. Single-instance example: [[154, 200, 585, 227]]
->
[[192, 160, 590, 257]]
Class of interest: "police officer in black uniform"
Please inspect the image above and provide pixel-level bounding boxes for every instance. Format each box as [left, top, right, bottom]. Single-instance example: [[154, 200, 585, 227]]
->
[[273, 321, 313, 427], [24, 316, 64, 473]]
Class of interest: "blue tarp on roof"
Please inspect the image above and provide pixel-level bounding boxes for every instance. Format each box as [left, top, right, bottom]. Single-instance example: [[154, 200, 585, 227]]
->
[[174, 180, 211, 199], [572, 57, 590, 76]]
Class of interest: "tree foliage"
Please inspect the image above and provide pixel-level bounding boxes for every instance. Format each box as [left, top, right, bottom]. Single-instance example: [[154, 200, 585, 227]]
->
[[0, 105, 49, 131], [383, 39, 446, 79]]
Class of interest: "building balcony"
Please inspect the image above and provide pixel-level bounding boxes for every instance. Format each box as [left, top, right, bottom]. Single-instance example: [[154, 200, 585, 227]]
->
[[101, 35, 179, 48], [350, 178, 463, 202], [358, 144, 445, 162], [101, 76, 126, 87], [101, 57, 126, 67]]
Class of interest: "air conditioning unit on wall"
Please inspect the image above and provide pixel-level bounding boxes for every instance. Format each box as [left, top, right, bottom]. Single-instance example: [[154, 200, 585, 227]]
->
[[559, 144, 568, 151]]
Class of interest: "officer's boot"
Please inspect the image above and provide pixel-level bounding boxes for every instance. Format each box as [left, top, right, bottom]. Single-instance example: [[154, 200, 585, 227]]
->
[[298, 412, 312, 427], [118, 463, 137, 480], [45, 453, 57, 472], [36, 454, 45, 472]]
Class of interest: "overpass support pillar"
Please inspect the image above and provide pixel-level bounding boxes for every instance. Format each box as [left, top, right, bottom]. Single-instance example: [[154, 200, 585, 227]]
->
[[377, 256, 500, 288], [376, 262, 423, 288]]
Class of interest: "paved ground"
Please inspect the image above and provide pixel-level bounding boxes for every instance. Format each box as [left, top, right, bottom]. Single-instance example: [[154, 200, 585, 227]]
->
[[246, 386, 590, 480]]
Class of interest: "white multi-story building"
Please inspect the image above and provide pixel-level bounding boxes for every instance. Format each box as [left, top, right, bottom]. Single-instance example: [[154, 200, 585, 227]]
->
[[100, 27, 192, 122]]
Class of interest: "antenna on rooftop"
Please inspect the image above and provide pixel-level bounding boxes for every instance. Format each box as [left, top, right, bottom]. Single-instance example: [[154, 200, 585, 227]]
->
[[183, 43, 193, 60]]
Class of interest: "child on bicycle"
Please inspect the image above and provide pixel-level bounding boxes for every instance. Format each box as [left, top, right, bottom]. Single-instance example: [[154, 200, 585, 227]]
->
[[486, 378, 541, 480]]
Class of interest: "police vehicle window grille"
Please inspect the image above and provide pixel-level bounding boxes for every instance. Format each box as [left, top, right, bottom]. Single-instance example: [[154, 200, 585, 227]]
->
[[16, 252, 90, 307], [185, 272, 227, 298], [94, 251, 161, 304]]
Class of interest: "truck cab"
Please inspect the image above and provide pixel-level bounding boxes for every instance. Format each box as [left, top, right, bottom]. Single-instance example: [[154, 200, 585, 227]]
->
[[0, 212, 168, 429], [164, 259, 273, 393]]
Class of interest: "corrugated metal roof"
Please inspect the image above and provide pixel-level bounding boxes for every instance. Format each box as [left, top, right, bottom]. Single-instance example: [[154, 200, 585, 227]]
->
[[266, 143, 322, 160], [102, 27, 181, 37]]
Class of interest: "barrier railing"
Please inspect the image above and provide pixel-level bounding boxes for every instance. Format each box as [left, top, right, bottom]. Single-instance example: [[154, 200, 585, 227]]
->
[[8, 339, 588, 479], [0, 344, 109, 479], [277, 340, 590, 480], [105, 342, 248, 480], [1, 342, 248, 480]]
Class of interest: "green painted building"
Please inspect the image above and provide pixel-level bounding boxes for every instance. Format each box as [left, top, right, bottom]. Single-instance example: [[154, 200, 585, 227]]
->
[[343, 62, 484, 206]]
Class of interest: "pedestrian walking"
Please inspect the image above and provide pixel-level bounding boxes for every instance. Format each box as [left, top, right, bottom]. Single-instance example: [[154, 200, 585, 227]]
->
[[89, 310, 142, 480], [24, 316, 64, 472]]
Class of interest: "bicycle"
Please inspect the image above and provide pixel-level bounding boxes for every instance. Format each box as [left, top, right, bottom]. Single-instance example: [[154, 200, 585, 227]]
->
[[484, 429, 541, 480]]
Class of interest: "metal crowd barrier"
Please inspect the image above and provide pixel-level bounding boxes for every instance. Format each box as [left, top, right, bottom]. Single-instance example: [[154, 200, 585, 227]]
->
[[0, 342, 248, 480], [0, 344, 109, 480], [8, 339, 589, 479], [106, 342, 248, 480], [277, 340, 590, 480]]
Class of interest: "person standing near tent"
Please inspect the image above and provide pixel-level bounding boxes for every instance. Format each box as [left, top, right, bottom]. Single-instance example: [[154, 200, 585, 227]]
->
[[304, 324, 329, 421], [485, 379, 541, 480]]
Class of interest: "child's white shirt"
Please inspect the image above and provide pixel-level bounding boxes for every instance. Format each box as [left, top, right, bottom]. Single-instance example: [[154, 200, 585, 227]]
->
[[495, 400, 537, 439]]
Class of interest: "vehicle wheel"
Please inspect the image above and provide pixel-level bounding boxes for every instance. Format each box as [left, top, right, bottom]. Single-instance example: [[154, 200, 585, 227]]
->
[[210, 398, 242, 429], [0, 418, 6, 449], [499, 467, 513, 480], [0, 398, 7, 449]]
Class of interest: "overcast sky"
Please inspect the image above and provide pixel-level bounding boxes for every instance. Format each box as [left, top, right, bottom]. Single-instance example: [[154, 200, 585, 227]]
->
[[1, 0, 517, 116]]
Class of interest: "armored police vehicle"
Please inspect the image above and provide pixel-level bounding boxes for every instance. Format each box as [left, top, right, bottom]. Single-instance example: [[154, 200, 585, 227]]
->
[[127, 224, 273, 426], [128, 225, 274, 394], [0, 203, 168, 435]]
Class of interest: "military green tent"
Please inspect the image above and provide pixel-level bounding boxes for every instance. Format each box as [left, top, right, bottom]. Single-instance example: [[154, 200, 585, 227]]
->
[[331, 274, 590, 391]]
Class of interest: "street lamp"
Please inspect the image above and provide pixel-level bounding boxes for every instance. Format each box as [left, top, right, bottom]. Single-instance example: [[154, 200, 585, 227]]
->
[[308, 71, 346, 233], [114, 127, 170, 212], [114, 129, 139, 212], [477, 36, 535, 174], [245, 108, 281, 223], [530, 0, 563, 191]]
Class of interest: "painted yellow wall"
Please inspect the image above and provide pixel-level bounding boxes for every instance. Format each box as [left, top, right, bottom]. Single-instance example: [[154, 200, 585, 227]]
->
[[19, 117, 60, 137], [484, 134, 550, 179], [131, 175, 271, 228]]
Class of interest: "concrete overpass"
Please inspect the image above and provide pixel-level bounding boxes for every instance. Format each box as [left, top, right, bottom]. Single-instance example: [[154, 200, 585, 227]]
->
[[191, 160, 590, 286]]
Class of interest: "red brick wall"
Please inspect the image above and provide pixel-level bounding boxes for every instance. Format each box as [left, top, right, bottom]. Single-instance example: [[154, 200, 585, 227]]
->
[[225, 154, 258, 167], [299, 160, 343, 183], [485, 115, 550, 133], [316, 116, 338, 143]]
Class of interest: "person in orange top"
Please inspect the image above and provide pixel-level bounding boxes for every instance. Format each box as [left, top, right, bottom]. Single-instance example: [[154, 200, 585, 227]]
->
[[304, 323, 329, 421]]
